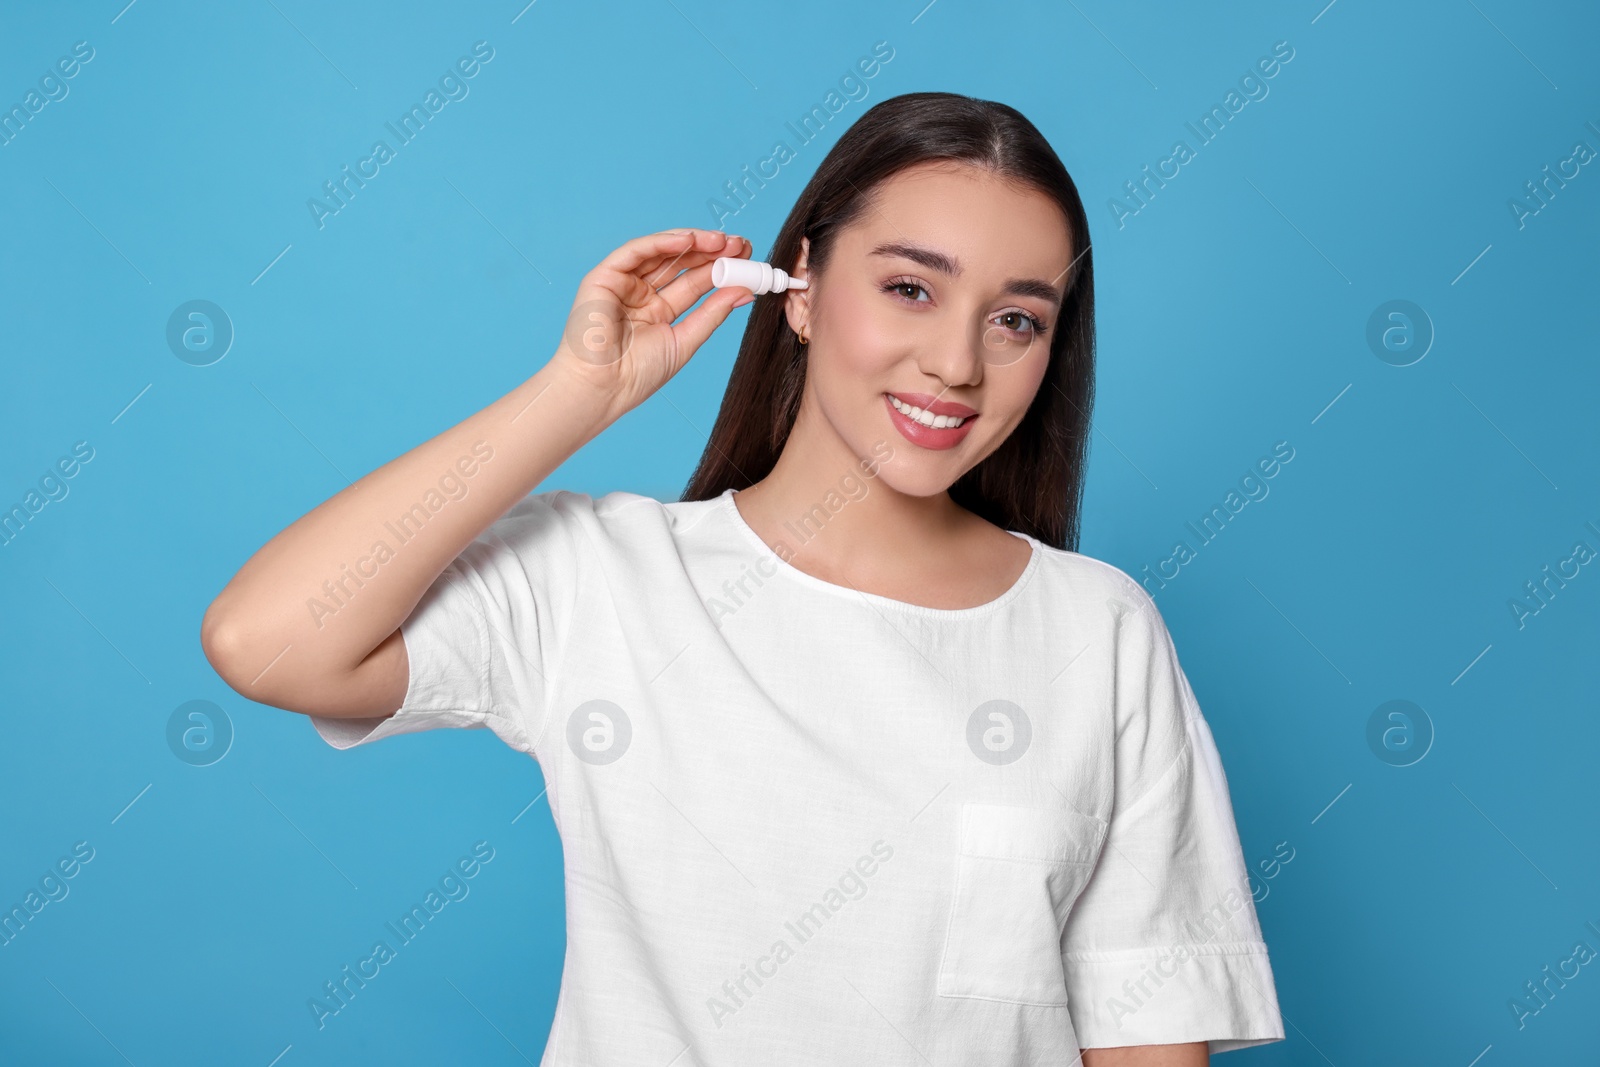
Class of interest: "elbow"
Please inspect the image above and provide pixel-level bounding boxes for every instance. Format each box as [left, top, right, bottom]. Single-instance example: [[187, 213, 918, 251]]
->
[[200, 598, 248, 692], [200, 589, 390, 717], [200, 596, 278, 700], [200, 595, 363, 715]]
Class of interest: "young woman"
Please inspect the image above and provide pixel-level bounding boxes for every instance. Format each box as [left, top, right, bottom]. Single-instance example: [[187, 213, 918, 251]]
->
[[203, 92, 1285, 1065]]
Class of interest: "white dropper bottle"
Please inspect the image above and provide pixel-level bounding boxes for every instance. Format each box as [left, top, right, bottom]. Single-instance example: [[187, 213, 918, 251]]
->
[[711, 257, 808, 294]]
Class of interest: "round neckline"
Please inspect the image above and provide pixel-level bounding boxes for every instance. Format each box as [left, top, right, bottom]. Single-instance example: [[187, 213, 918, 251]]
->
[[718, 487, 1041, 619]]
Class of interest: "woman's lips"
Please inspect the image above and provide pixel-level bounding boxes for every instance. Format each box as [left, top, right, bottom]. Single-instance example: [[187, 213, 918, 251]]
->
[[883, 392, 977, 451]]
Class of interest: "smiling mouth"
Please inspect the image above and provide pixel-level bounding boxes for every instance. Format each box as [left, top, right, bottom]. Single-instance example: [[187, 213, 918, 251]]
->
[[885, 393, 975, 429]]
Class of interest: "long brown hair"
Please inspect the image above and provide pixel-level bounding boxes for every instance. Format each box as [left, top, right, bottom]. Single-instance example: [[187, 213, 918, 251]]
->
[[680, 91, 1096, 551]]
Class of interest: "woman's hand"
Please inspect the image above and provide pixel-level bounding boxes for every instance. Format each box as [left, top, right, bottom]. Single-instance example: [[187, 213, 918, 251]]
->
[[202, 230, 750, 720], [553, 227, 753, 420]]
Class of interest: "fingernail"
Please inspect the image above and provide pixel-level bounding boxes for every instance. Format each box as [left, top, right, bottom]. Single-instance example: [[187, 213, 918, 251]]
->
[[734, 294, 754, 308]]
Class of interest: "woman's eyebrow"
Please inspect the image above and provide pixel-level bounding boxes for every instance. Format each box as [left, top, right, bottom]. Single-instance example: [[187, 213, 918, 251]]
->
[[868, 240, 1062, 303], [1003, 277, 1064, 303], [870, 240, 961, 277]]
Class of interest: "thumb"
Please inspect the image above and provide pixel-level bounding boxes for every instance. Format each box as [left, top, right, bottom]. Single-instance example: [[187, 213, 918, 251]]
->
[[669, 288, 753, 363]]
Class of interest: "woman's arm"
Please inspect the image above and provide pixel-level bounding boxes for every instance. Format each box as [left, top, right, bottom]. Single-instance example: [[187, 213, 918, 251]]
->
[[1082, 1042, 1209, 1066], [201, 362, 611, 719], [200, 228, 750, 720]]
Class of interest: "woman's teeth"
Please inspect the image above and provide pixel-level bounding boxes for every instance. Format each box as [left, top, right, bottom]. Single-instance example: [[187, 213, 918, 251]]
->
[[888, 394, 970, 429]]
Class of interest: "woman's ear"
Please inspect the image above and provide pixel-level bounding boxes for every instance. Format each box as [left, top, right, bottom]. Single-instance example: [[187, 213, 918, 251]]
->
[[783, 235, 811, 341]]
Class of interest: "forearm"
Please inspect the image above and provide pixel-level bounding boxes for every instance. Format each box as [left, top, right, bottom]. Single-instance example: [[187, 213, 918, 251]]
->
[[1081, 1042, 1208, 1066], [201, 357, 616, 716]]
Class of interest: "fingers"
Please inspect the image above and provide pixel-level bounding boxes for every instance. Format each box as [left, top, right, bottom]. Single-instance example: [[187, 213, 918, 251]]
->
[[668, 285, 753, 367], [654, 236, 750, 319], [639, 233, 747, 292], [651, 261, 718, 322], [597, 227, 731, 277], [585, 230, 747, 316]]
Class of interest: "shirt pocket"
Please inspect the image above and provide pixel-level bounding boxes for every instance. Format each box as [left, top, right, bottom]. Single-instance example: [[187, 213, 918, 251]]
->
[[936, 801, 1109, 1006]]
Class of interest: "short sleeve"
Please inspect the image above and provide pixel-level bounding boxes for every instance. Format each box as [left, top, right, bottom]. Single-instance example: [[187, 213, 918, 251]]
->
[[307, 490, 588, 760], [1062, 583, 1285, 1054]]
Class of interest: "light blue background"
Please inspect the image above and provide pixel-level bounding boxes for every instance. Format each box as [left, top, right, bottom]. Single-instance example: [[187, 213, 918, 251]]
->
[[3, 0, 1597, 1063]]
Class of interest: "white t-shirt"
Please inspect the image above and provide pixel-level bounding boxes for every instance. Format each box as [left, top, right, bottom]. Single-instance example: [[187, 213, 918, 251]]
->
[[311, 487, 1286, 1063]]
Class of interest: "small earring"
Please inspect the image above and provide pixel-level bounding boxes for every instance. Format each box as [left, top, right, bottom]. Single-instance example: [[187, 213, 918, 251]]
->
[[798, 325, 809, 345]]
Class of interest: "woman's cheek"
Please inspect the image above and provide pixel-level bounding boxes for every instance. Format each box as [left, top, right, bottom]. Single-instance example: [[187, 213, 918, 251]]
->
[[834, 304, 914, 378], [991, 353, 1051, 433]]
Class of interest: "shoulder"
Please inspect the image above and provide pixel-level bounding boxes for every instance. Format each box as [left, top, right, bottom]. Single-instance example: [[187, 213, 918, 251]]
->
[[494, 488, 674, 523], [1025, 540, 1163, 622], [1023, 542, 1188, 671], [486, 488, 725, 550]]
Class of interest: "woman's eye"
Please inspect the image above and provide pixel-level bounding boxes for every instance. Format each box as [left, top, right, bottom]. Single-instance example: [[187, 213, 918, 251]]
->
[[882, 279, 930, 303], [995, 310, 1044, 336]]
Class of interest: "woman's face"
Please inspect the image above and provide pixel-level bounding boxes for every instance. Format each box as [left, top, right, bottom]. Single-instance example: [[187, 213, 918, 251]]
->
[[786, 160, 1075, 498]]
